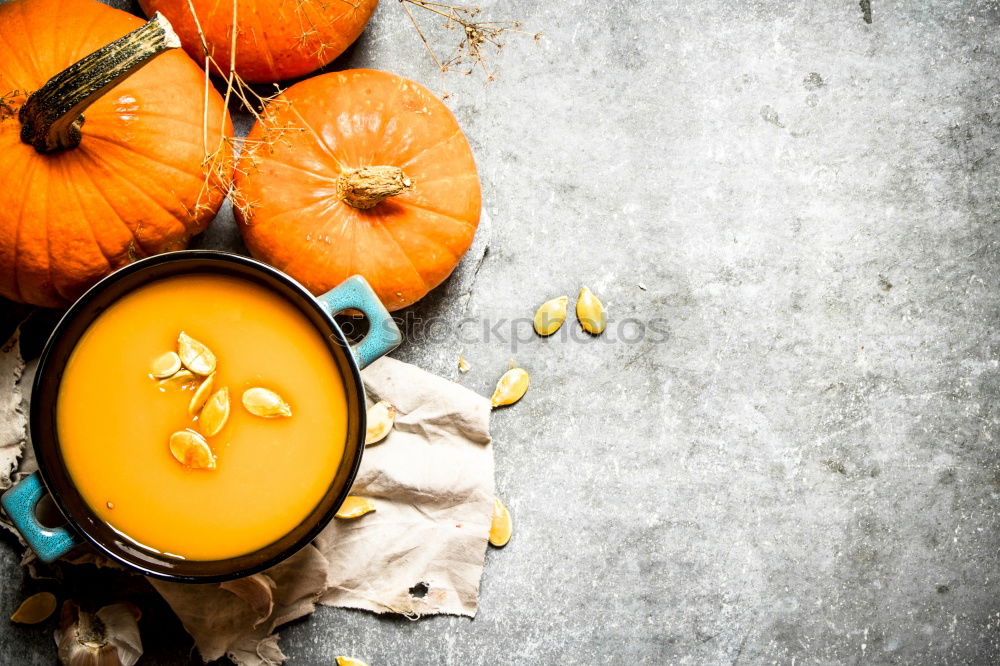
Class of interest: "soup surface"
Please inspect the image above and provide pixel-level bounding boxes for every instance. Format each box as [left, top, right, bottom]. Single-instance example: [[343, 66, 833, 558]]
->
[[56, 274, 348, 561]]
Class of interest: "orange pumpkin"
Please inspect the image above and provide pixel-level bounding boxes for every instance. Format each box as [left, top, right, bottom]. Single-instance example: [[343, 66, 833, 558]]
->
[[0, 0, 233, 307], [234, 69, 482, 311], [138, 0, 380, 83]]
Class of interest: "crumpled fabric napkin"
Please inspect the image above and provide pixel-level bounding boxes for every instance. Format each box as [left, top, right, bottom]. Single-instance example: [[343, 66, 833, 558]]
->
[[0, 331, 26, 491], [0, 335, 494, 666]]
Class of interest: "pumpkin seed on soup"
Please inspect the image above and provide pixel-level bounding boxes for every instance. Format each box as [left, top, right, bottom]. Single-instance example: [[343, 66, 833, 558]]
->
[[168, 430, 216, 470], [336, 496, 376, 519], [533, 296, 568, 336], [242, 388, 292, 418], [490, 368, 529, 408], [10, 592, 57, 624], [177, 331, 216, 376], [157, 369, 197, 390], [188, 372, 215, 416], [149, 351, 181, 379], [365, 400, 395, 446], [199, 387, 230, 437]]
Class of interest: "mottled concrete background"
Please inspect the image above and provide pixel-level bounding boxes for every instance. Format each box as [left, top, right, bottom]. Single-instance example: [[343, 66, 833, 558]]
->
[[2, 0, 1000, 663]]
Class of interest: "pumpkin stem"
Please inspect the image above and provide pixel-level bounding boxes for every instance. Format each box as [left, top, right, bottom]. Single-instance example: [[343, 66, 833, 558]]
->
[[18, 13, 180, 154], [338, 166, 413, 209]]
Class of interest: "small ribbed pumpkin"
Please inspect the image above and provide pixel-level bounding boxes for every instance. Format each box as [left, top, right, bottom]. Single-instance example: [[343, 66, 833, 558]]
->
[[0, 0, 232, 307], [234, 69, 481, 311], [138, 0, 380, 83]]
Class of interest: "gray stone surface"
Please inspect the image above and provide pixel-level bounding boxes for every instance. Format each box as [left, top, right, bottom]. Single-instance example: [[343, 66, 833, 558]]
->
[[2, 0, 1000, 663]]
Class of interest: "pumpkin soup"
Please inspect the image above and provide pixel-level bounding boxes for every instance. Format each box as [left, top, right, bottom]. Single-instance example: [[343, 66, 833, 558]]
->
[[56, 274, 348, 561]]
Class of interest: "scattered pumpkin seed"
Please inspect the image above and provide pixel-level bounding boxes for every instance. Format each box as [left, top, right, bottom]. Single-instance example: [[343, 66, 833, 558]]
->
[[490, 368, 529, 408], [533, 296, 569, 336], [489, 497, 512, 547], [576, 286, 607, 335], [335, 496, 376, 519], [458, 355, 470, 373], [242, 388, 292, 418], [188, 372, 215, 416], [199, 387, 230, 437], [168, 430, 216, 470], [149, 351, 181, 379], [336, 658, 369, 666], [157, 369, 197, 390], [365, 400, 396, 446], [177, 331, 217, 376], [10, 592, 57, 624]]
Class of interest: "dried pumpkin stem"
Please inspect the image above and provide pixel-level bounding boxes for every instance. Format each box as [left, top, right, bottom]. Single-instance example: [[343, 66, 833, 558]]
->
[[18, 13, 180, 153], [337, 166, 413, 209]]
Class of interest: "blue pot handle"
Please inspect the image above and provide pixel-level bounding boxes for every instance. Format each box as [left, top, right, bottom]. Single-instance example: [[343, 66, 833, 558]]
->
[[1, 472, 81, 563], [318, 276, 402, 369]]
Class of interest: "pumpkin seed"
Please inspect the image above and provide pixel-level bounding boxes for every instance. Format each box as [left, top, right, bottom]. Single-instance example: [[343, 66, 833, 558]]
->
[[533, 296, 568, 336], [199, 387, 230, 437], [168, 430, 216, 470], [490, 368, 529, 408], [177, 331, 217, 376], [336, 658, 369, 666], [10, 592, 57, 624], [458, 355, 470, 373], [158, 369, 197, 390], [188, 372, 215, 416], [365, 400, 396, 446], [150, 351, 181, 378], [489, 497, 512, 547], [335, 496, 375, 519], [242, 387, 292, 418], [576, 286, 607, 335]]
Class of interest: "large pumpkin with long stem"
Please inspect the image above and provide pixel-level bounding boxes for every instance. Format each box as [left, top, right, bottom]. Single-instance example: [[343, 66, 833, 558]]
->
[[138, 0, 380, 83], [0, 0, 233, 307], [234, 69, 481, 311]]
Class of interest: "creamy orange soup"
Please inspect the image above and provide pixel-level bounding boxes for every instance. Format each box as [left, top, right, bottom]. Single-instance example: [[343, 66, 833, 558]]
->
[[56, 274, 348, 561]]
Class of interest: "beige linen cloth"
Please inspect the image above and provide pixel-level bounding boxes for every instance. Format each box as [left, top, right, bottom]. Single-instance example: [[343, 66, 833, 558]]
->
[[0, 332, 494, 665]]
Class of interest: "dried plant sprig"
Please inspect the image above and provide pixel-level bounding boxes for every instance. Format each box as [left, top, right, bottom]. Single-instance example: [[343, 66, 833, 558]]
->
[[400, 0, 540, 80], [294, 0, 369, 61], [185, 0, 305, 217], [189, 0, 537, 214]]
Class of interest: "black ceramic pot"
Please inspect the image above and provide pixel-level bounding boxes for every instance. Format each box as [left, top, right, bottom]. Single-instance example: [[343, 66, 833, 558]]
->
[[1, 251, 401, 582]]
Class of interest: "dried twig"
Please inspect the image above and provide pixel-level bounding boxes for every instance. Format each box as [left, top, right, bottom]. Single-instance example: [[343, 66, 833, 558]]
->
[[399, 0, 540, 81], [186, 0, 305, 218], [294, 0, 369, 60], [188, 0, 537, 214]]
